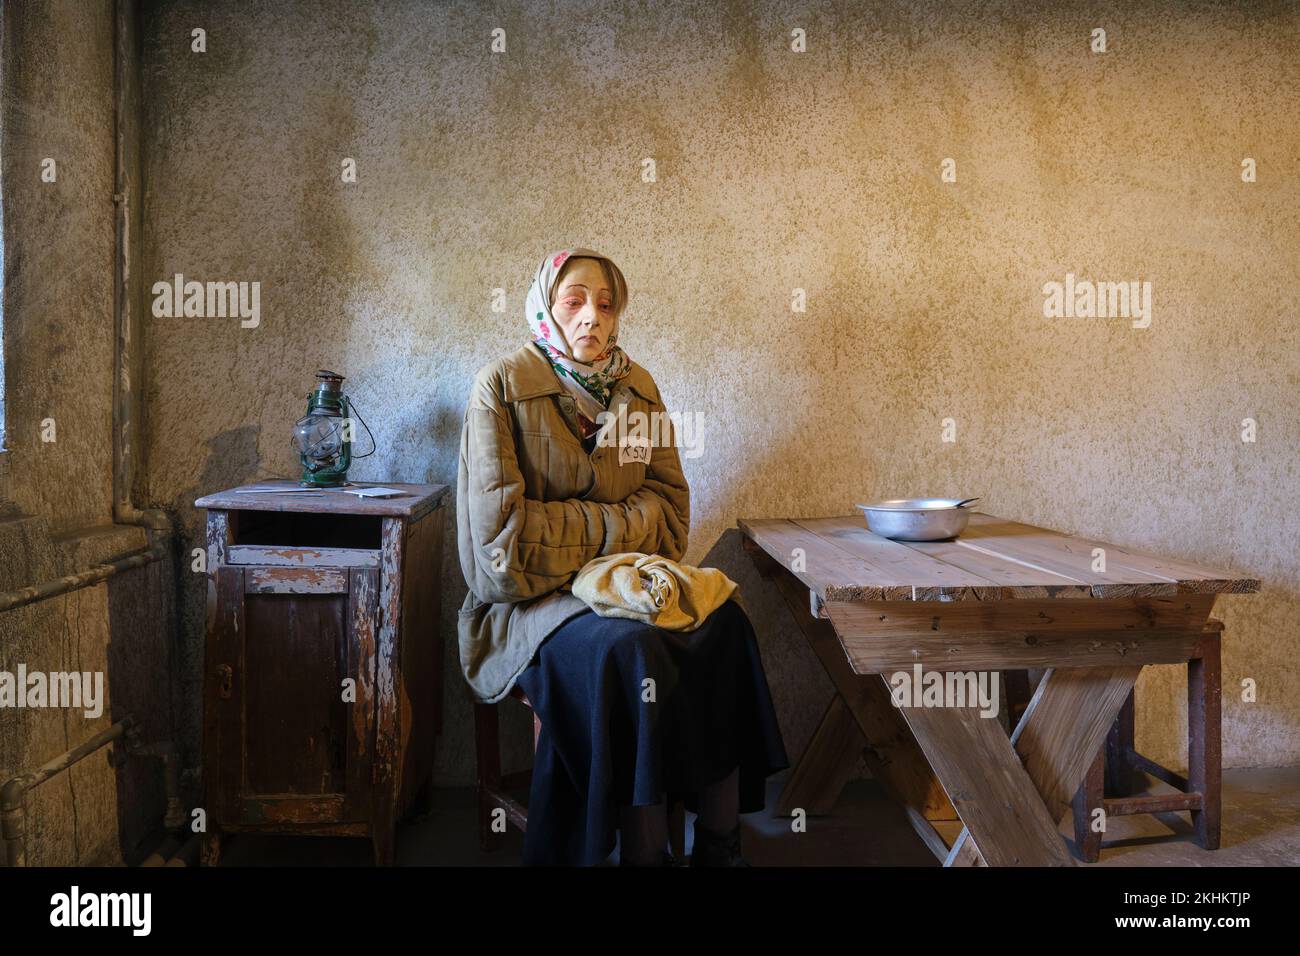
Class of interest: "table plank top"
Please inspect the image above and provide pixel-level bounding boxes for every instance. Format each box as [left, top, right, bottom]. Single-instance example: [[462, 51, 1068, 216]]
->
[[737, 512, 1260, 602], [196, 480, 449, 519]]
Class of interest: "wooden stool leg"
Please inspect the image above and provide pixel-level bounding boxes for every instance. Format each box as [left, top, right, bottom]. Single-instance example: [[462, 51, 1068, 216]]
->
[[1105, 689, 1137, 796], [474, 702, 503, 851], [1189, 630, 1222, 850], [1072, 747, 1105, 863], [667, 801, 686, 863]]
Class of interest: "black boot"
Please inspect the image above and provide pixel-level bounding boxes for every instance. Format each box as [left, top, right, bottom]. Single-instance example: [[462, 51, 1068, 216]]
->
[[690, 821, 750, 867]]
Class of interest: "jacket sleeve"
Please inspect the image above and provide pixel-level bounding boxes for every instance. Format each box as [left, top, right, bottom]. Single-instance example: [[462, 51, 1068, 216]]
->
[[456, 368, 691, 605], [635, 391, 690, 562]]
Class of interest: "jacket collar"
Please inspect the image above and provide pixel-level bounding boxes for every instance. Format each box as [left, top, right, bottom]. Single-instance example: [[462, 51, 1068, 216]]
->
[[502, 343, 660, 405]]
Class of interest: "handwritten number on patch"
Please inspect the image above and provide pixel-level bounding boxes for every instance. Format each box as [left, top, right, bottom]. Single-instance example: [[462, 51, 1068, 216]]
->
[[618, 435, 652, 465]]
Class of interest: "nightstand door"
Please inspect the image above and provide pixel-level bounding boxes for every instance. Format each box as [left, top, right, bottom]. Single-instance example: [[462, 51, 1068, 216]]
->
[[206, 565, 379, 825]]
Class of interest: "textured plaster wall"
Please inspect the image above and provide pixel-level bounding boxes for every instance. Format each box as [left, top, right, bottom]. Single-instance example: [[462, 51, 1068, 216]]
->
[[0, 0, 172, 864], [139, 0, 1299, 788]]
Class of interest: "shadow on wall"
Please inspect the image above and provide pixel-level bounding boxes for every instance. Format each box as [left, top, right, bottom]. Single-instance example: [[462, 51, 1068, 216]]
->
[[699, 528, 835, 773]]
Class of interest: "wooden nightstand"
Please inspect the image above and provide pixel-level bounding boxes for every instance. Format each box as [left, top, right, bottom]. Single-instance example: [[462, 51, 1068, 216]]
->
[[195, 481, 448, 865]]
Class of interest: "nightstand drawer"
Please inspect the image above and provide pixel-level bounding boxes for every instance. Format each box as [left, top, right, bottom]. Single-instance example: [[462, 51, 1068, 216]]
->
[[226, 544, 379, 568]]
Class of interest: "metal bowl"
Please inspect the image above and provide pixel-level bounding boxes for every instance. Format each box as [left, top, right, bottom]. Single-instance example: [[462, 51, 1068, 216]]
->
[[854, 498, 976, 541]]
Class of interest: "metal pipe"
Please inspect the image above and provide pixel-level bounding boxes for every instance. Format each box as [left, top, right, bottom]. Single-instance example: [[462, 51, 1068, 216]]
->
[[1, 717, 134, 867], [0, 718, 185, 866], [0, 538, 168, 613], [113, 0, 144, 526]]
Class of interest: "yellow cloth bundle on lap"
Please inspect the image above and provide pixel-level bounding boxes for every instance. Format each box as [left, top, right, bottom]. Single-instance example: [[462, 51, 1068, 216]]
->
[[571, 552, 739, 632]]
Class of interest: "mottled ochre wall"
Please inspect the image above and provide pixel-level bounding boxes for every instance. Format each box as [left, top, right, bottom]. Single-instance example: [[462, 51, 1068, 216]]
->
[[138, 0, 1299, 786], [1, 0, 172, 864]]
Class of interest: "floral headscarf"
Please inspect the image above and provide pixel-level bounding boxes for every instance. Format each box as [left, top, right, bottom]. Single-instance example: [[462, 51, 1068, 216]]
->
[[525, 248, 633, 437]]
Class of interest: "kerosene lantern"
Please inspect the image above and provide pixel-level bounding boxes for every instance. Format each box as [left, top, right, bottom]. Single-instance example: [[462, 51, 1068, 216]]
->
[[291, 370, 352, 487]]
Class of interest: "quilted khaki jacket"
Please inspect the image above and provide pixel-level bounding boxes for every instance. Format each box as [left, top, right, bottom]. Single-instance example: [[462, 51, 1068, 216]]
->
[[456, 343, 691, 703]]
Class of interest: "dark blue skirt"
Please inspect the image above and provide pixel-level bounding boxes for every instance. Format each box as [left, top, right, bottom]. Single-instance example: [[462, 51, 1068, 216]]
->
[[515, 597, 790, 866]]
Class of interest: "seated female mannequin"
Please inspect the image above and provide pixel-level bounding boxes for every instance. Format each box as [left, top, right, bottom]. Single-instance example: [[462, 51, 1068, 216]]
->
[[455, 247, 788, 866]]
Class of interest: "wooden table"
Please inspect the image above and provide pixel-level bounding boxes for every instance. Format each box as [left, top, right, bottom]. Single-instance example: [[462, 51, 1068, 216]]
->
[[738, 512, 1259, 867]]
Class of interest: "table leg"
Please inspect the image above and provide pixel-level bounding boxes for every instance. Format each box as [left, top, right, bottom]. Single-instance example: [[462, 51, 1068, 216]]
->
[[894, 692, 1076, 867], [1072, 749, 1105, 862], [1189, 629, 1222, 850], [1105, 690, 1137, 796], [943, 664, 1142, 866]]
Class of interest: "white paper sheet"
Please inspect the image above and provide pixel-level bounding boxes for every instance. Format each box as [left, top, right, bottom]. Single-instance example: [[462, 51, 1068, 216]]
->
[[332, 486, 405, 498]]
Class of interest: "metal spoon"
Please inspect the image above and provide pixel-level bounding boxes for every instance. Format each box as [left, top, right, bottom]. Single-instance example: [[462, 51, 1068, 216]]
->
[[953, 497, 981, 509]]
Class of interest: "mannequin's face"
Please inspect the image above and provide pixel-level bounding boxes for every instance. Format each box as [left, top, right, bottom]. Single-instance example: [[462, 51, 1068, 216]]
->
[[551, 258, 616, 362]]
